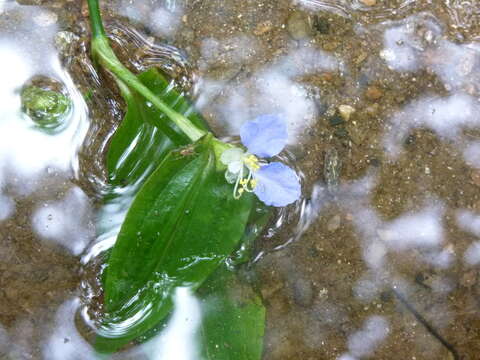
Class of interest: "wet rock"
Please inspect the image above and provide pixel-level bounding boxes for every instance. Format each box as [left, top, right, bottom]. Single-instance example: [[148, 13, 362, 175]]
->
[[365, 86, 383, 100], [291, 278, 314, 307], [328, 112, 345, 126], [338, 105, 355, 121], [287, 12, 312, 40]]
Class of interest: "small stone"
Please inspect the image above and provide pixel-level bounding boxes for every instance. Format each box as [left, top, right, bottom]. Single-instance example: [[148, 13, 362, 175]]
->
[[313, 15, 330, 34], [328, 113, 345, 126], [338, 105, 355, 121], [471, 170, 480, 186], [320, 72, 334, 82], [327, 215, 341, 232], [355, 51, 368, 65], [323, 41, 339, 51], [360, 0, 377, 6], [365, 86, 383, 100], [254, 21, 273, 36], [287, 12, 312, 40]]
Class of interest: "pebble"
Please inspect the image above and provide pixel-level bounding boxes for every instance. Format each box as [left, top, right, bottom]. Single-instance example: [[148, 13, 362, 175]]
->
[[327, 215, 341, 232], [360, 0, 377, 5], [323, 41, 339, 51], [366, 86, 383, 100], [313, 15, 330, 34], [338, 105, 355, 121], [287, 12, 312, 40], [355, 51, 368, 65], [254, 21, 273, 36], [471, 170, 480, 186]]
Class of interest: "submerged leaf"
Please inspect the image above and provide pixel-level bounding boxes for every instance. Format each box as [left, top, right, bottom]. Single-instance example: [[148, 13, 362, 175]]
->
[[96, 68, 211, 241], [199, 266, 265, 360], [107, 68, 210, 188], [96, 135, 254, 351], [21, 85, 71, 130]]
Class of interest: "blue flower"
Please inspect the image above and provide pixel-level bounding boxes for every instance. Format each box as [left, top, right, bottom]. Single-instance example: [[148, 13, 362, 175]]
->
[[220, 115, 301, 207]]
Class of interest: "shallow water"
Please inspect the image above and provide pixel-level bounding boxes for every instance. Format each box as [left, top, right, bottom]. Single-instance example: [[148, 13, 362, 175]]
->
[[1, 0, 480, 359]]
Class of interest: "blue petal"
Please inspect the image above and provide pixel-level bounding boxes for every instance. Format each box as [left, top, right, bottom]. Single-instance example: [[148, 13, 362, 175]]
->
[[253, 162, 301, 207], [240, 114, 288, 157]]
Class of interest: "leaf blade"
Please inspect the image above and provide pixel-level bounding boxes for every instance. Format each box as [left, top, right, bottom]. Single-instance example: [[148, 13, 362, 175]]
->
[[96, 135, 254, 352], [199, 266, 265, 360]]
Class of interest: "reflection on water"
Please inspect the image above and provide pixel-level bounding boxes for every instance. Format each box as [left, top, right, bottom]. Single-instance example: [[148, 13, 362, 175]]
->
[[140, 288, 201, 360], [1, 0, 480, 359]]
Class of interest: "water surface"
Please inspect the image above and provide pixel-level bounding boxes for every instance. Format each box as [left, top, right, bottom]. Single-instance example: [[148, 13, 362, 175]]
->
[[1, 0, 480, 359]]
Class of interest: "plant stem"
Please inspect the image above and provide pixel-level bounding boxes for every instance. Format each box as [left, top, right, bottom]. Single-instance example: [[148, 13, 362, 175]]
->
[[86, 0, 206, 142]]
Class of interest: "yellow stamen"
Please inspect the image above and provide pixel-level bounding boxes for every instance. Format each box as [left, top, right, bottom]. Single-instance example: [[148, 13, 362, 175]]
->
[[231, 154, 262, 199], [244, 155, 260, 171]]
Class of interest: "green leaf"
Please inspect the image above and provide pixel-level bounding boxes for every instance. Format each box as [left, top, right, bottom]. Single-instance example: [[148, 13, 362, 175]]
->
[[21, 85, 71, 131], [96, 134, 254, 352], [199, 266, 265, 360], [96, 67, 211, 238], [106, 68, 210, 188]]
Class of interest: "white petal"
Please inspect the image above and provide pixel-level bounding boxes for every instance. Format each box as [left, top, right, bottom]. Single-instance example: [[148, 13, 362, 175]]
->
[[228, 161, 243, 174], [220, 147, 245, 165]]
